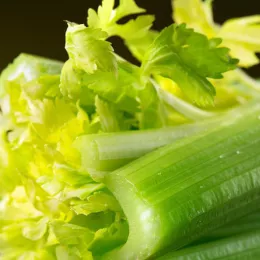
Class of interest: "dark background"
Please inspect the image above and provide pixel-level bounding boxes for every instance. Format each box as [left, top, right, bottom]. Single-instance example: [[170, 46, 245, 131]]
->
[[1, 0, 260, 75]]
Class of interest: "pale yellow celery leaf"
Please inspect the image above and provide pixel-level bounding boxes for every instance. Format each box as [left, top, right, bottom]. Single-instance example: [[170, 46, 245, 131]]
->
[[72, 191, 122, 216], [57, 108, 89, 166], [59, 183, 105, 201], [0, 186, 43, 221], [88, 0, 145, 31], [22, 217, 49, 241], [87, 0, 152, 61], [219, 16, 260, 67], [112, 0, 145, 22], [88, 0, 115, 30], [173, 0, 216, 37], [65, 23, 117, 74], [173, 0, 260, 67]]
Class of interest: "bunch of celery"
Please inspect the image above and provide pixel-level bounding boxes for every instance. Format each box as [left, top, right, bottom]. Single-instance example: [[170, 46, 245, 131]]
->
[[1, 0, 260, 259]]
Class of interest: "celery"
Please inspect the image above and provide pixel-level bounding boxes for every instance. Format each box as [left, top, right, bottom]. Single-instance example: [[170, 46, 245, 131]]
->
[[102, 103, 260, 259], [76, 118, 223, 174], [2, 0, 260, 258], [76, 107, 246, 174], [158, 230, 260, 259], [207, 210, 260, 239]]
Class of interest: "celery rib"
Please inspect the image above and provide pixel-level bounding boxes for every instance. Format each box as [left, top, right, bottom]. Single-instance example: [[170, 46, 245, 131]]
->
[[75, 118, 221, 175], [76, 104, 255, 175], [206, 210, 260, 238], [75, 106, 249, 175], [152, 79, 216, 121], [102, 103, 260, 260], [158, 230, 260, 260], [140, 132, 260, 203]]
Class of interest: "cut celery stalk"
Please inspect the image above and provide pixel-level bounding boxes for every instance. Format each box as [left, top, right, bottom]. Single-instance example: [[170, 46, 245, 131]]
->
[[76, 106, 246, 174], [102, 103, 260, 260], [75, 118, 223, 174], [76, 115, 235, 175], [158, 230, 260, 260]]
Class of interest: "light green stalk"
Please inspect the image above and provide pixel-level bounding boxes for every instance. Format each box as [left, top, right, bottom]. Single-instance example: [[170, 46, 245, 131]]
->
[[102, 102, 260, 259]]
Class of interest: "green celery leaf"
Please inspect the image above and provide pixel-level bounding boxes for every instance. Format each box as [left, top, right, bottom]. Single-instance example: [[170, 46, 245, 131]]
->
[[138, 82, 168, 129], [173, 0, 260, 67], [95, 96, 120, 132], [87, 0, 156, 61], [125, 29, 158, 62], [59, 60, 95, 108], [65, 22, 117, 74], [82, 68, 140, 114], [141, 24, 238, 106]]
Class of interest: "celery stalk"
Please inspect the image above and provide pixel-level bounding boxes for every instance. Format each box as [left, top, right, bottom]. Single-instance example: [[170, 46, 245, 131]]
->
[[102, 103, 260, 260], [76, 112, 243, 174], [76, 106, 251, 174], [158, 230, 260, 260], [75, 118, 222, 173], [207, 210, 260, 239]]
